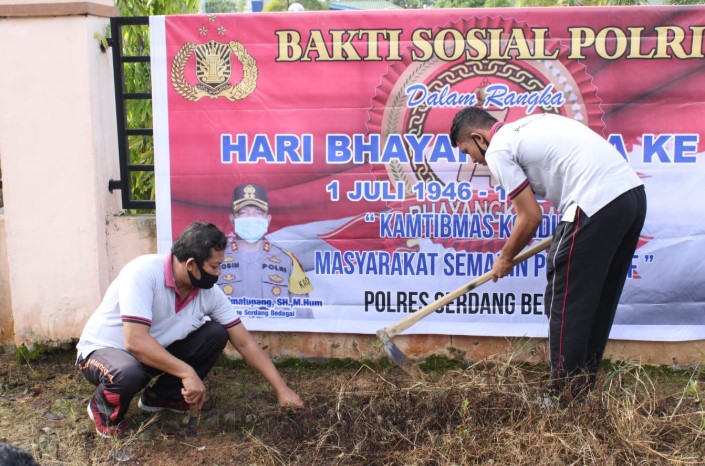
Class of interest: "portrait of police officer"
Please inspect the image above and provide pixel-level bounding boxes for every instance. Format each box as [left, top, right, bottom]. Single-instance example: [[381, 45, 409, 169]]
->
[[217, 183, 314, 318]]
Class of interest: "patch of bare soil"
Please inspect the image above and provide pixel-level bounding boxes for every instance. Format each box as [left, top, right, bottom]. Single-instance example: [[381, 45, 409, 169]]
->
[[0, 348, 703, 465]]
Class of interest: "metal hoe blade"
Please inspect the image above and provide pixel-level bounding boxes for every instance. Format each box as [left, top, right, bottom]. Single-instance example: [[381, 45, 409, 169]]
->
[[185, 405, 200, 437], [377, 329, 424, 380]]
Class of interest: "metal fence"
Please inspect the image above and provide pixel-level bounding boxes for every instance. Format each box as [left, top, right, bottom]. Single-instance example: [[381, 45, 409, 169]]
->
[[108, 16, 155, 210]]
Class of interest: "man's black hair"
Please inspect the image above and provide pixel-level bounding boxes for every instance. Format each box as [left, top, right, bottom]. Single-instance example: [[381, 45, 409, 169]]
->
[[449, 107, 498, 147], [0, 442, 41, 466], [171, 221, 227, 265]]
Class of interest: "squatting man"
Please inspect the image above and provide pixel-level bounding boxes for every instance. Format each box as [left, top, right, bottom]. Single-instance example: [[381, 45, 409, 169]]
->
[[449, 107, 646, 404], [76, 221, 303, 438]]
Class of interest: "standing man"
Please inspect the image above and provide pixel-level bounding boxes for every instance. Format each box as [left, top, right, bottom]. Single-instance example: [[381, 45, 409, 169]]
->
[[218, 183, 313, 318], [449, 108, 646, 403], [76, 222, 303, 438]]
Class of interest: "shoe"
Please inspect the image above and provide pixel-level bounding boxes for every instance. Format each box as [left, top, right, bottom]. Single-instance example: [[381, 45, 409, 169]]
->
[[540, 387, 572, 410], [138, 387, 189, 414], [540, 388, 588, 410], [540, 390, 561, 410], [87, 400, 126, 439]]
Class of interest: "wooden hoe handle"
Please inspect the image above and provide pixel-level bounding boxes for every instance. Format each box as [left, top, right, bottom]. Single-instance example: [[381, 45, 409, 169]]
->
[[383, 237, 553, 339]]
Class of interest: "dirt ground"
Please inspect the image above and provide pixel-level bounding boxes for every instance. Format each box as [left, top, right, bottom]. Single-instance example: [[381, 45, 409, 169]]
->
[[0, 346, 703, 465]]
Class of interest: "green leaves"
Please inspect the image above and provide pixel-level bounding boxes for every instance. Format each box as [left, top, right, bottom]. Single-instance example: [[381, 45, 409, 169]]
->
[[116, 0, 200, 17]]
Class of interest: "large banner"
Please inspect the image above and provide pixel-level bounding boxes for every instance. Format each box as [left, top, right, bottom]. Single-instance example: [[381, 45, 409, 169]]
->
[[150, 6, 705, 341]]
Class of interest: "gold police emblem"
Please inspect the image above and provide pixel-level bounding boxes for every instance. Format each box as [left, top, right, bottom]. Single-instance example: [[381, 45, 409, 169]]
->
[[223, 284, 234, 295], [171, 39, 257, 102], [243, 185, 256, 199], [269, 275, 284, 284]]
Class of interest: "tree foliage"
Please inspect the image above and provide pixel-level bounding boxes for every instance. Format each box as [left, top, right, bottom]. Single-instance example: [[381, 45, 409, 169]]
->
[[263, 0, 328, 11], [436, 0, 484, 7], [203, 0, 246, 13], [389, 0, 437, 9], [116, 0, 200, 17]]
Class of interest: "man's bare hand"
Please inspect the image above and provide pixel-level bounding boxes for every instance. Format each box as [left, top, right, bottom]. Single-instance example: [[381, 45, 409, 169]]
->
[[277, 386, 304, 408], [181, 374, 206, 407], [491, 256, 514, 282]]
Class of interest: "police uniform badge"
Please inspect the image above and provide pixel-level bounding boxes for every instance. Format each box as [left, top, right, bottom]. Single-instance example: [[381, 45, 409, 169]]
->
[[269, 275, 284, 284]]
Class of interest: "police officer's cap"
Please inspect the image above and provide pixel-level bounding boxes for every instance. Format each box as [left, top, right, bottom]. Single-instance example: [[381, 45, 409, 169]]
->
[[232, 184, 269, 213]]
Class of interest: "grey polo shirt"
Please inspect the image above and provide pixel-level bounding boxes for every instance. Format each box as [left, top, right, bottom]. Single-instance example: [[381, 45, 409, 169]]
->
[[77, 253, 240, 360]]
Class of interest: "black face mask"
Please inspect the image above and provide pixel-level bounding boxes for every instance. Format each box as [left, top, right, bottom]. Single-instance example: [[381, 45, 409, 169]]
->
[[188, 261, 219, 289], [473, 135, 489, 158]]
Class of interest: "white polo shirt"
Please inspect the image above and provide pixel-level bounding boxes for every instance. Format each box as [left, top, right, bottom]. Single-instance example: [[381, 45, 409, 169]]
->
[[77, 253, 241, 360], [487, 114, 643, 216]]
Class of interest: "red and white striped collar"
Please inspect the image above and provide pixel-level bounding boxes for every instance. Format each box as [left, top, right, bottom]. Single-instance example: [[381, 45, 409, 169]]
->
[[490, 121, 506, 139]]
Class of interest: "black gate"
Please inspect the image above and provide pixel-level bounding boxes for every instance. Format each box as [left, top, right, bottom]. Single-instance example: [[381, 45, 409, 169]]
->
[[108, 16, 155, 210]]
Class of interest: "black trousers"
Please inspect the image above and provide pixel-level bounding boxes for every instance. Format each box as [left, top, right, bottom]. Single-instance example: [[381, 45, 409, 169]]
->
[[78, 321, 229, 424], [545, 186, 646, 396]]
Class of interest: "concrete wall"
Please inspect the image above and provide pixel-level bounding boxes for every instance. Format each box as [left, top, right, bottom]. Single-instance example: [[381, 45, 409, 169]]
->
[[0, 212, 13, 344], [252, 332, 705, 367], [106, 215, 158, 282], [0, 1, 120, 344], [0, 1, 702, 366]]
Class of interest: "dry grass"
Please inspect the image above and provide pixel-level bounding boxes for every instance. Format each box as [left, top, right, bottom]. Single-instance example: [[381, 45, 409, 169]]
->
[[0, 347, 703, 465]]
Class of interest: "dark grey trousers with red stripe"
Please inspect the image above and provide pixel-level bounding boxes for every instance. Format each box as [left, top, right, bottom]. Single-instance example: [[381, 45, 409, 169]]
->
[[78, 321, 229, 425], [545, 186, 646, 397]]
